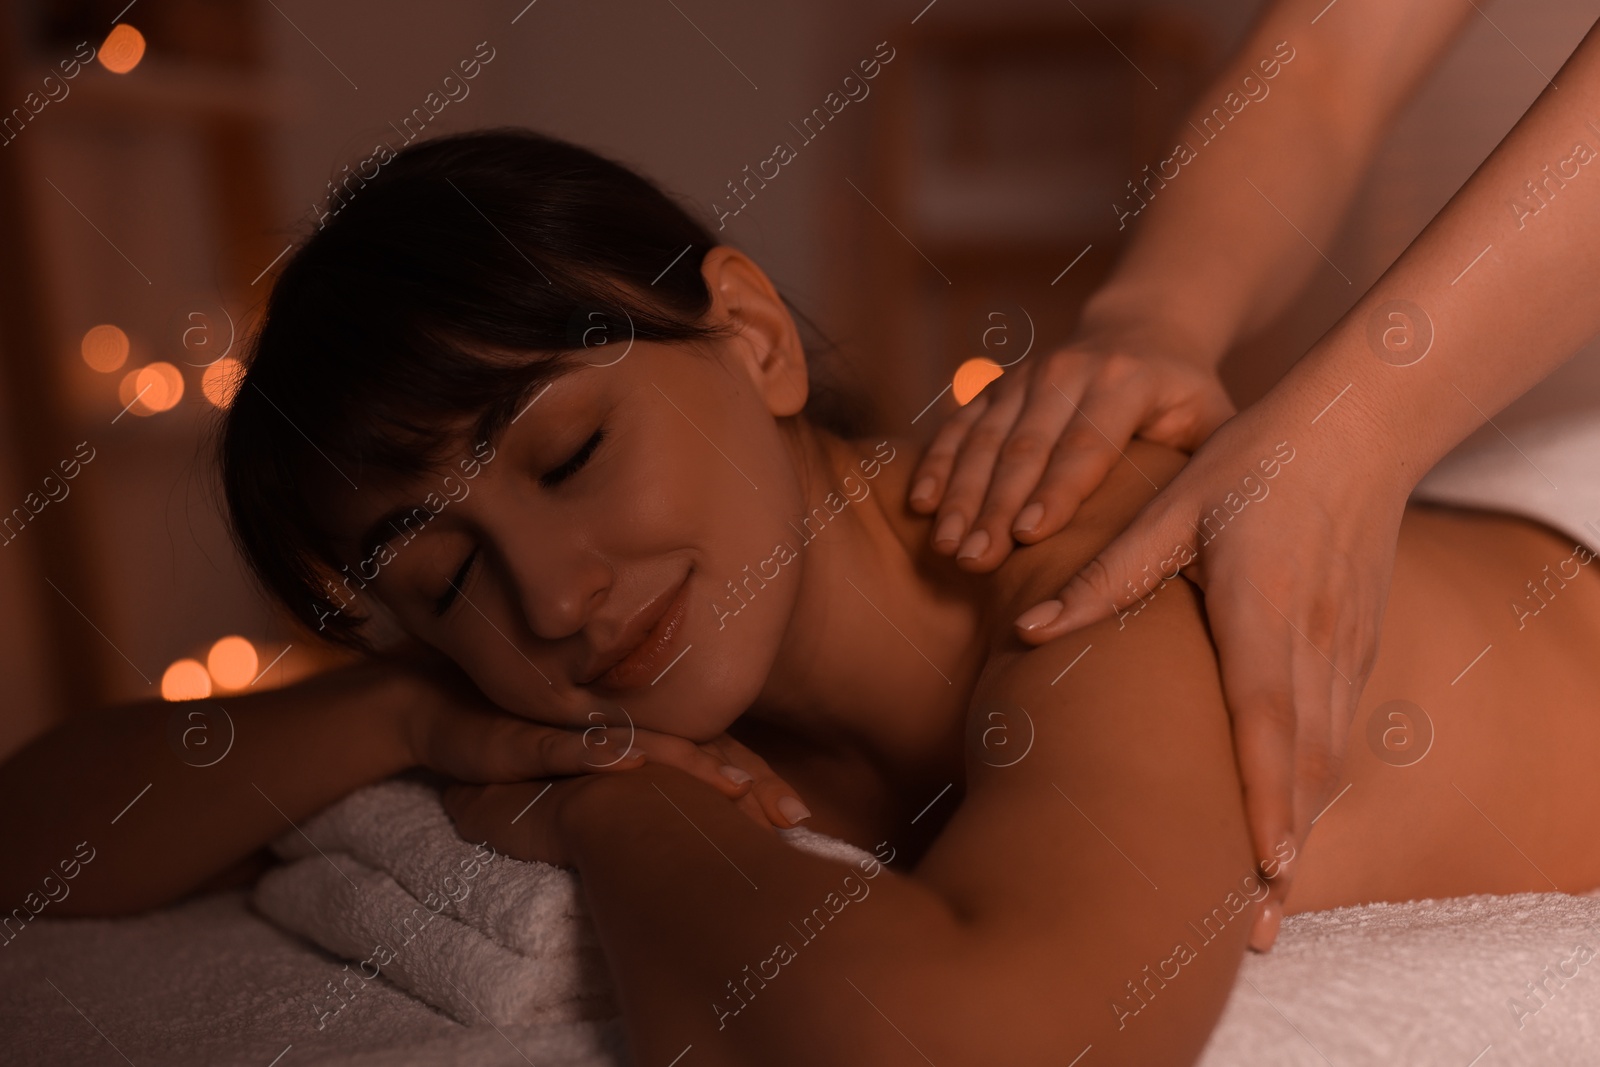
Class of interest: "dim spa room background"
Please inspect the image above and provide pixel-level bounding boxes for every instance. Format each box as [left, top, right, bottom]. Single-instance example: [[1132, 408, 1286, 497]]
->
[[6, 0, 1600, 1064]]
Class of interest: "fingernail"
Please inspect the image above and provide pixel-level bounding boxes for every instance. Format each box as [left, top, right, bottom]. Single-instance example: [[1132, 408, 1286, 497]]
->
[[1015, 599, 1064, 631], [1250, 899, 1282, 952], [956, 529, 990, 561], [910, 476, 937, 506], [1013, 502, 1045, 535], [719, 765, 754, 786], [933, 513, 965, 550], [777, 795, 812, 825]]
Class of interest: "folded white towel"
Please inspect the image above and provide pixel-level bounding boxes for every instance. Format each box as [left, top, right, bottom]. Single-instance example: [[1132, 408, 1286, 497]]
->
[[252, 778, 878, 1030], [253, 851, 616, 1028], [267, 778, 592, 960]]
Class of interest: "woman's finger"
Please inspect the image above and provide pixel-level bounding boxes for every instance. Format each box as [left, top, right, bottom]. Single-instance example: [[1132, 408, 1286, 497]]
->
[[908, 393, 991, 514], [705, 732, 812, 829], [564, 723, 646, 774], [424, 709, 642, 783], [614, 729, 758, 801]]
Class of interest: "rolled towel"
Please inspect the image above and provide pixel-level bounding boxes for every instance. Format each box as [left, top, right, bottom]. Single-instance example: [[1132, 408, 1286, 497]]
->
[[253, 850, 616, 1028], [270, 778, 593, 960], [254, 778, 880, 1030]]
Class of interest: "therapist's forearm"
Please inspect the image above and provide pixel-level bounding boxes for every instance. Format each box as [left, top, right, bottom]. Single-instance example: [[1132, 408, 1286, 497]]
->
[[1081, 0, 1473, 366], [1267, 16, 1600, 487]]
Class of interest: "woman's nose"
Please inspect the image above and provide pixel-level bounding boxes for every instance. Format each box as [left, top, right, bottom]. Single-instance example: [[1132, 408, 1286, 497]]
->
[[502, 536, 612, 642]]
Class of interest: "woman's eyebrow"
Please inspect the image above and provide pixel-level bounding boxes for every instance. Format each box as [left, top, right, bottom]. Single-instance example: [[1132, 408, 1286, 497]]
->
[[349, 358, 586, 562], [355, 502, 443, 565], [468, 358, 582, 456]]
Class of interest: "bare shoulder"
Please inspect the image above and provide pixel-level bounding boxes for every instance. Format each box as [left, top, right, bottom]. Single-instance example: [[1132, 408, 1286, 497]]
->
[[897, 440, 1261, 1063]]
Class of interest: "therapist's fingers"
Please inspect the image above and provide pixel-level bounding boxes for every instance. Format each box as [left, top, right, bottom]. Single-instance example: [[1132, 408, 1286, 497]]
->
[[1253, 602, 1371, 949], [1206, 572, 1302, 953], [1000, 368, 1164, 551], [1012, 490, 1198, 641], [1262, 643, 1339, 952], [1005, 355, 1232, 550], [929, 382, 1029, 553], [952, 365, 1098, 569], [909, 392, 991, 514]]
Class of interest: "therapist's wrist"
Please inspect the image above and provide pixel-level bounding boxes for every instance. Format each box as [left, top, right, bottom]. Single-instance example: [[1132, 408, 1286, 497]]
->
[[1073, 283, 1231, 370], [1264, 333, 1435, 500]]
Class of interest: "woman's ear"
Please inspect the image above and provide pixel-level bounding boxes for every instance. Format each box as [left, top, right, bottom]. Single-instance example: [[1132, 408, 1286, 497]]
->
[[700, 245, 808, 418]]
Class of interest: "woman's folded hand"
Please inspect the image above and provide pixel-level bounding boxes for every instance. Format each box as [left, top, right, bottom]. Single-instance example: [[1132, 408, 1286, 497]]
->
[[908, 325, 1235, 570], [394, 654, 810, 831]]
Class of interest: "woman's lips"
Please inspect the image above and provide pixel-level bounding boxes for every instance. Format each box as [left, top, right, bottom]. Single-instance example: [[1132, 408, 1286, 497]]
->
[[599, 573, 692, 689]]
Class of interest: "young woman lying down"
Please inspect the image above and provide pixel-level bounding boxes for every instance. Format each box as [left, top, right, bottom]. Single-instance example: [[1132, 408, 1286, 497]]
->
[[7, 129, 1600, 1067]]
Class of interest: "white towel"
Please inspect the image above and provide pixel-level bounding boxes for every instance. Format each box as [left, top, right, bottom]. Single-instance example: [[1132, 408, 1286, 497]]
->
[[251, 778, 877, 1030], [265, 778, 592, 960], [1197, 890, 1600, 1066], [253, 851, 616, 1028], [1411, 408, 1600, 553]]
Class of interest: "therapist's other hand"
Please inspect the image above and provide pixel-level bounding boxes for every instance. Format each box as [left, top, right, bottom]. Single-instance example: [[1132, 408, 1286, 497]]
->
[[1010, 397, 1408, 952], [908, 330, 1235, 571]]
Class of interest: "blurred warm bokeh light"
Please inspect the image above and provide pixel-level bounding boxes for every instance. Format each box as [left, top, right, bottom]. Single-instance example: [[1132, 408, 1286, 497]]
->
[[99, 24, 146, 74], [206, 635, 258, 689], [81, 324, 130, 373], [201, 357, 244, 408], [116, 368, 144, 411], [160, 658, 211, 701], [952, 357, 1004, 406], [119, 361, 184, 415]]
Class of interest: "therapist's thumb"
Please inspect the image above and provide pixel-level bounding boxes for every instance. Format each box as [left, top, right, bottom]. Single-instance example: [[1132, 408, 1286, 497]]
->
[[1013, 510, 1196, 643]]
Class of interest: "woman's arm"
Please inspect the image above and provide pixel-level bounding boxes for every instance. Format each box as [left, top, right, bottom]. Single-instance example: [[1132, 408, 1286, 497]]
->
[[0, 651, 816, 917], [512, 446, 1257, 1066], [0, 660, 416, 916]]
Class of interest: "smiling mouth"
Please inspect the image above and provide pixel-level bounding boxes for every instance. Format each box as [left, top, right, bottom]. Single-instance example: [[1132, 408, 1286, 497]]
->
[[594, 571, 693, 689]]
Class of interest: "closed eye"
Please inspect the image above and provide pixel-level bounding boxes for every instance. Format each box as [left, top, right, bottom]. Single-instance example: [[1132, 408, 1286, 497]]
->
[[432, 548, 479, 617], [540, 427, 605, 488]]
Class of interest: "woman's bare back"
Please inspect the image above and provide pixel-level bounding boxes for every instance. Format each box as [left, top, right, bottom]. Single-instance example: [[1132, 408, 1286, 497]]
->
[[739, 441, 1600, 914], [1292, 501, 1600, 911]]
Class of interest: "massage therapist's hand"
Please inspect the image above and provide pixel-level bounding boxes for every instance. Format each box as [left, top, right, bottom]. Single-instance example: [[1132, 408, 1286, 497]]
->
[[1010, 392, 1411, 951], [395, 653, 810, 831], [909, 322, 1235, 570]]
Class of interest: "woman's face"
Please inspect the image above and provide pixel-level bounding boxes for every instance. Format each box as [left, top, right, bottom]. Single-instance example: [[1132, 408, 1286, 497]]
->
[[329, 250, 816, 740]]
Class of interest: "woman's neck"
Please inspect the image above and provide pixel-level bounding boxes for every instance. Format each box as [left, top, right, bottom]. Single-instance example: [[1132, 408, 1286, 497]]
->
[[745, 420, 992, 786]]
